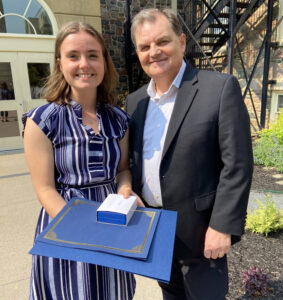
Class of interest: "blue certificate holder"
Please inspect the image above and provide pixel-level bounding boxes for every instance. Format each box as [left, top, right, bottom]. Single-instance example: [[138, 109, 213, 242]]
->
[[36, 197, 160, 260], [30, 197, 178, 283]]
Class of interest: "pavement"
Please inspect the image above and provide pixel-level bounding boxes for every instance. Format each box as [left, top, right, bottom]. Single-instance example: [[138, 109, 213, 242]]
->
[[0, 150, 162, 300], [0, 150, 282, 299]]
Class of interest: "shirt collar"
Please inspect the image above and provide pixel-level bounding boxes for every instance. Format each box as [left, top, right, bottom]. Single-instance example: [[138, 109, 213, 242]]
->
[[147, 60, 187, 99], [70, 99, 101, 120]]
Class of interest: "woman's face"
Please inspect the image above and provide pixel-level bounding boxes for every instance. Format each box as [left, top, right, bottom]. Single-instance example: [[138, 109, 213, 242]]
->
[[59, 30, 105, 100]]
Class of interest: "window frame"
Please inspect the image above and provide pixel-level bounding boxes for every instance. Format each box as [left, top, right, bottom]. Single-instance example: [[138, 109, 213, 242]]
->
[[0, 0, 57, 36]]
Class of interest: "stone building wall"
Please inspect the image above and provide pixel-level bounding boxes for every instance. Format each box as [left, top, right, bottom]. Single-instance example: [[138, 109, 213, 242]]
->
[[100, 0, 128, 94], [100, 0, 157, 97], [100, 0, 283, 131], [100, 0, 174, 97], [231, 0, 282, 131]]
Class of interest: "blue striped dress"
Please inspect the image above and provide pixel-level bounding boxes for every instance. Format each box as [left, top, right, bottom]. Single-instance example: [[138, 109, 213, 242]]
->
[[23, 100, 136, 300]]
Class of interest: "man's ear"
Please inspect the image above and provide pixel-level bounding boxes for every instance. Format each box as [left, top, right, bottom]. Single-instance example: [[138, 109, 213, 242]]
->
[[180, 33, 186, 54]]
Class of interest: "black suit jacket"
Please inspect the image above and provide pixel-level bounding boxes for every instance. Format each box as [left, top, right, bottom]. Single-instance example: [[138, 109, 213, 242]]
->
[[126, 64, 253, 262]]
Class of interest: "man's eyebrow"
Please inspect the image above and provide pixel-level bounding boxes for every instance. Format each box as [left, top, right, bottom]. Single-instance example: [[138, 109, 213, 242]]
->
[[137, 35, 172, 47], [156, 35, 171, 41], [137, 42, 148, 48]]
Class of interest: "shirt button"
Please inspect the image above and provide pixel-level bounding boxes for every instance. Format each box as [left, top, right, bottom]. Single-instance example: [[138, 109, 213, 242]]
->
[[157, 124, 160, 127]]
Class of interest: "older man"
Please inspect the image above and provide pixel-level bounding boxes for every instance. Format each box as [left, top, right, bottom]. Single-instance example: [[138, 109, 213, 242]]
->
[[126, 8, 253, 300]]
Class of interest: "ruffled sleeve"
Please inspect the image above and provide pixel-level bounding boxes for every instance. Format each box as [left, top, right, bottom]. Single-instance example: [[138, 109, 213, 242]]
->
[[22, 103, 60, 141], [102, 104, 130, 140]]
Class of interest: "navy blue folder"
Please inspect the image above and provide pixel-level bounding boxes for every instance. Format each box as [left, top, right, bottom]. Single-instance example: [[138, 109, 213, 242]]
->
[[30, 198, 177, 283], [36, 197, 160, 260]]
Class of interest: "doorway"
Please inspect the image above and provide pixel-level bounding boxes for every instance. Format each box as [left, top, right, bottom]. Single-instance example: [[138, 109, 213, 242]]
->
[[0, 36, 54, 151]]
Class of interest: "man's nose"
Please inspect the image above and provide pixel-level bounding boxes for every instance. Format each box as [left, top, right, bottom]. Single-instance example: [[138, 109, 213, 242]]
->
[[149, 45, 161, 57]]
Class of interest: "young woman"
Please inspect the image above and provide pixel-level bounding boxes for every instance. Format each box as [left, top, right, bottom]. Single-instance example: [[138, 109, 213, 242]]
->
[[23, 22, 138, 300]]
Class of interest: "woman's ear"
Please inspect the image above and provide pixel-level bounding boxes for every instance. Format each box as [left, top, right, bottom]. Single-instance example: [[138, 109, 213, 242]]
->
[[57, 58, 62, 72]]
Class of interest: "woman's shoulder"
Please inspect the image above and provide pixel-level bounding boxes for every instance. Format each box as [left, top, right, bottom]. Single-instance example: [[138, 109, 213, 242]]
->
[[24, 102, 67, 121], [22, 102, 67, 138], [102, 104, 129, 138], [104, 104, 129, 122]]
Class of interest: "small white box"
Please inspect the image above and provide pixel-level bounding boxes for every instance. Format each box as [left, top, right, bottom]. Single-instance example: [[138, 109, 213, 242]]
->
[[97, 194, 137, 225]]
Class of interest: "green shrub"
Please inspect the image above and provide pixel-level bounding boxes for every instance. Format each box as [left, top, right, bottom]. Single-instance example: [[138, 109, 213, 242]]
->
[[253, 114, 283, 172], [245, 196, 283, 236]]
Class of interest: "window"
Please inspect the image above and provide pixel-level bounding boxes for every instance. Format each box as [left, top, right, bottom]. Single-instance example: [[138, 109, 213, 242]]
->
[[0, 0, 53, 35], [0, 63, 15, 100], [270, 92, 283, 122], [27, 63, 50, 99], [278, 95, 283, 113]]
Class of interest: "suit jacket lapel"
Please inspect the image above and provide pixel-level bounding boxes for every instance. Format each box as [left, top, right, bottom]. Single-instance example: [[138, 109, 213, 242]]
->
[[131, 93, 149, 189], [133, 95, 149, 153], [161, 66, 199, 161]]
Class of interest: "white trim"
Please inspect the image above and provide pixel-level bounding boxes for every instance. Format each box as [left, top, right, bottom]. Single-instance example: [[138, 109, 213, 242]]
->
[[0, 13, 37, 34], [278, 0, 283, 43], [23, 0, 33, 17], [36, 0, 58, 34], [0, 35, 55, 52], [171, 0, 177, 14], [0, 33, 55, 39], [270, 91, 283, 121], [0, 0, 58, 36]]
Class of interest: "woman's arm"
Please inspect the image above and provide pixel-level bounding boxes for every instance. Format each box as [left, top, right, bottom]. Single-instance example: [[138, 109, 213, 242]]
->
[[116, 129, 144, 207], [24, 118, 66, 218]]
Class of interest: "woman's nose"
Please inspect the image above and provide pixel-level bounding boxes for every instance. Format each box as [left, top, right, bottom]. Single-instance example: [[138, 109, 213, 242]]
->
[[79, 56, 89, 68]]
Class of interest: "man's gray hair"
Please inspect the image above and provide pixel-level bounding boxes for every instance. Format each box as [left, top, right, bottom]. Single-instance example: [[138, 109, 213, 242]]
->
[[131, 8, 183, 47]]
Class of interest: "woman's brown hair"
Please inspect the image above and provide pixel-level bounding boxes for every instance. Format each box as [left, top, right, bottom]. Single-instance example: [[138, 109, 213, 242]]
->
[[42, 22, 118, 106]]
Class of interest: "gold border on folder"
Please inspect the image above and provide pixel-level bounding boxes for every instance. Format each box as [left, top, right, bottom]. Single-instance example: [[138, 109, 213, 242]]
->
[[43, 199, 156, 254]]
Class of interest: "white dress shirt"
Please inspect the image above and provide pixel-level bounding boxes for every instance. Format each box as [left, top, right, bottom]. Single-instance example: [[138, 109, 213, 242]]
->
[[142, 60, 186, 207]]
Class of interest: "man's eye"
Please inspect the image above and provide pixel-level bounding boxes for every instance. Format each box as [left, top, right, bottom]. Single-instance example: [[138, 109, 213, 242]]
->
[[159, 40, 169, 46], [140, 46, 149, 51]]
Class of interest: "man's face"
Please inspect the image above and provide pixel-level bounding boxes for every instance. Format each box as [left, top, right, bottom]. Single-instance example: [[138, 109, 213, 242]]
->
[[134, 14, 186, 83]]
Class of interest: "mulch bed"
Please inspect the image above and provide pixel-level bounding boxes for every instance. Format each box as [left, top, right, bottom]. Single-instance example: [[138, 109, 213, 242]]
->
[[251, 165, 283, 193], [226, 165, 283, 300]]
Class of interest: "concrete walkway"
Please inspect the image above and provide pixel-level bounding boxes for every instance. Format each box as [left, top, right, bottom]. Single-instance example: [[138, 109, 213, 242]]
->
[[1, 150, 282, 299], [0, 150, 161, 300]]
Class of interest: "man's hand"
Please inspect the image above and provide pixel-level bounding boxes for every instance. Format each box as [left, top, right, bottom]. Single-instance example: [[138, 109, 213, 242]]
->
[[204, 227, 231, 259], [117, 185, 145, 207]]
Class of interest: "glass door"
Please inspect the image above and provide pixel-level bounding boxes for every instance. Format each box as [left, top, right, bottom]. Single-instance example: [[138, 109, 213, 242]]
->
[[0, 52, 53, 151], [0, 52, 23, 150], [18, 52, 53, 112]]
